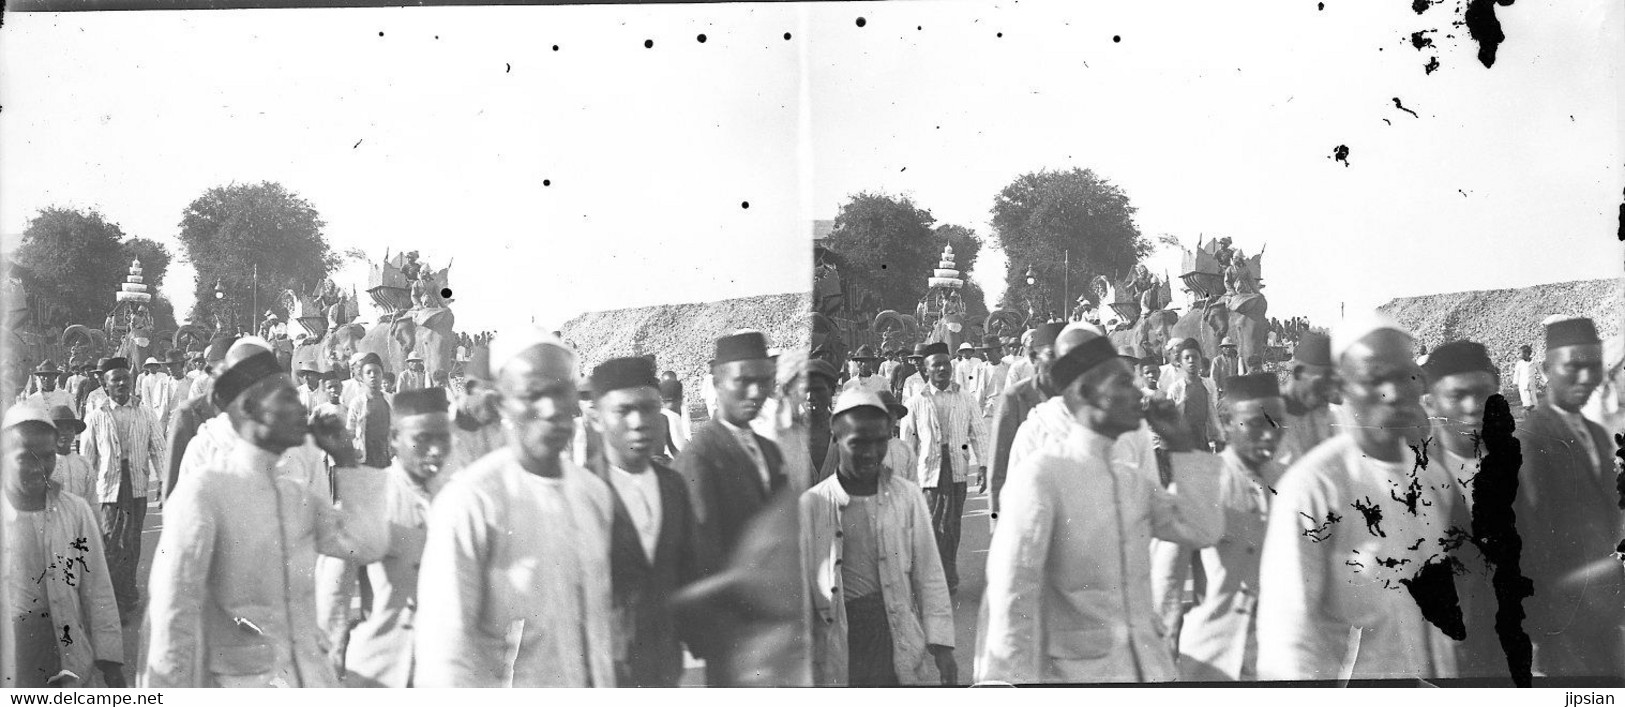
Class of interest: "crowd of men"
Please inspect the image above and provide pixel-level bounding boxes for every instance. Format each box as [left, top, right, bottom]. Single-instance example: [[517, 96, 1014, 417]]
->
[[3, 306, 1622, 687]]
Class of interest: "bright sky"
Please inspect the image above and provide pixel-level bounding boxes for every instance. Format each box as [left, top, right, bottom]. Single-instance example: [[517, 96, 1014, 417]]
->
[[805, 0, 1623, 323], [0, 4, 810, 332], [3, 1, 1620, 332]]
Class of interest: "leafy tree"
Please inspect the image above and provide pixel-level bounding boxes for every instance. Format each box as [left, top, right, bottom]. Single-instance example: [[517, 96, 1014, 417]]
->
[[178, 182, 336, 327], [991, 168, 1148, 313], [824, 192, 940, 313], [12, 208, 130, 328]]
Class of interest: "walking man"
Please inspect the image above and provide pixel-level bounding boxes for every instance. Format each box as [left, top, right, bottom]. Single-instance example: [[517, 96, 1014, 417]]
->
[[802, 389, 956, 686], [899, 342, 986, 593], [588, 357, 700, 687], [79, 357, 164, 625], [414, 330, 616, 687], [1514, 343, 1543, 414]]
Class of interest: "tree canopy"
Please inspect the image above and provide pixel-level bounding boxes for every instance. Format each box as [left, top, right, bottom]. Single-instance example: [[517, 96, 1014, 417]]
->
[[178, 182, 336, 327], [13, 208, 133, 329], [991, 168, 1148, 315], [824, 192, 940, 313]]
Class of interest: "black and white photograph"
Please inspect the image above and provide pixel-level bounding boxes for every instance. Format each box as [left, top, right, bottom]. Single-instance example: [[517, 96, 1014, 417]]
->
[[0, 0, 1621, 693]]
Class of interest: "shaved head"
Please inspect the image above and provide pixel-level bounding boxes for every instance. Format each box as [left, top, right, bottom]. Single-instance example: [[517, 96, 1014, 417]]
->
[[1338, 328, 1427, 462]]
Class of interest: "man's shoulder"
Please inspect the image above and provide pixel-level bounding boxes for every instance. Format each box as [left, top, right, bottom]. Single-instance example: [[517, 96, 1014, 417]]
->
[[1275, 435, 1354, 499]]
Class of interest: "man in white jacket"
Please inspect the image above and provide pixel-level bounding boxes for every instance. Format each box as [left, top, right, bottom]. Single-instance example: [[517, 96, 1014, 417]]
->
[[976, 325, 1222, 684], [801, 390, 955, 686]]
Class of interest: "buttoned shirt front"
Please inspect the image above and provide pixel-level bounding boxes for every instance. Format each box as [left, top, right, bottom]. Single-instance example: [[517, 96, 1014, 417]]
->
[[607, 464, 663, 563], [719, 418, 772, 491], [81, 398, 165, 503]]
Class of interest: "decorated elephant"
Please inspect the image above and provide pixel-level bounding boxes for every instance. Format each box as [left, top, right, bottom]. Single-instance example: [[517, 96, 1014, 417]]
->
[[927, 312, 968, 353], [1109, 309, 1179, 362], [355, 308, 457, 377], [1168, 293, 1269, 369]]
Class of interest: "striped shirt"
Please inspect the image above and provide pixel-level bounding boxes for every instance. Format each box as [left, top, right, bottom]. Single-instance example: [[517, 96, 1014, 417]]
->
[[900, 382, 987, 488], [81, 399, 165, 503]]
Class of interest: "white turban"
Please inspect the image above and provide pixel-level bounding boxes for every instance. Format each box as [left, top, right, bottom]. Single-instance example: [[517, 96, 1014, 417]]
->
[[228, 335, 274, 359], [1331, 311, 1410, 361], [488, 326, 576, 381]]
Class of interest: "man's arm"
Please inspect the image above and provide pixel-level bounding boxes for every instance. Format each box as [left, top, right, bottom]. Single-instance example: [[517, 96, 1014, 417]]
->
[[80, 412, 102, 475], [1147, 453, 1223, 547], [988, 389, 1020, 517], [145, 410, 166, 496], [67, 497, 125, 677]]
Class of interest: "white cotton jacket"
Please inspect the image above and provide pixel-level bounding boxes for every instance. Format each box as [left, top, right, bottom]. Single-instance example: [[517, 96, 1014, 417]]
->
[[2, 487, 123, 686], [800, 471, 954, 686], [976, 423, 1223, 684], [142, 440, 388, 688]]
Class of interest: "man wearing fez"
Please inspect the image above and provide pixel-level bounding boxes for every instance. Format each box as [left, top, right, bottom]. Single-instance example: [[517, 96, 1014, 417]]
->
[[1150, 373, 1286, 681], [802, 389, 955, 686], [414, 330, 616, 687], [1417, 340, 1506, 678], [1273, 330, 1339, 470], [988, 323, 1063, 529], [143, 343, 388, 687], [332, 387, 454, 687], [79, 357, 165, 625], [678, 332, 787, 574], [3, 405, 126, 688], [977, 325, 1222, 683], [1512, 316, 1623, 678], [841, 345, 889, 397], [900, 341, 986, 593], [586, 357, 700, 687], [1257, 313, 1462, 681], [177, 338, 329, 493]]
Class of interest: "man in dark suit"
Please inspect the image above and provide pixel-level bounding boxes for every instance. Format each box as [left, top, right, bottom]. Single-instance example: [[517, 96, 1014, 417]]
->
[[1513, 316, 1623, 679], [586, 357, 700, 687], [674, 331, 788, 683], [987, 322, 1063, 528]]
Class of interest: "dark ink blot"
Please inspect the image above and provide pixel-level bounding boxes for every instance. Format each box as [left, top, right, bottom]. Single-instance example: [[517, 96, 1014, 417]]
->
[[505, 63, 511, 73], [1471, 394, 1533, 686], [1424, 56, 1441, 74], [440, 288, 452, 299], [1112, 35, 1122, 43], [378, 32, 384, 38], [918, 25, 923, 31], [434, 35, 439, 40], [543, 179, 551, 187], [856, 17, 867, 28], [353, 139, 363, 149], [997, 32, 1004, 38], [784, 32, 792, 41], [1375, 555, 1411, 569], [1318, 2, 1325, 9], [880, 264, 888, 270], [1393, 97, 1420, 117], [697, 34, 707, 43], [1408, 537, 1426, 551], [1463, 0, 1514, 68], [1400, 557, 1467, 640], [1617, 190, 1625, 241], [741, 201, 750, 209], [552, 45, 560, 51], [70, 538, 88, 553], [1413, 0, 1433, 13], [1352, 496, 1385, 536], [644, 39, 654, 49], [1383, 118, 1393, 125], [1332, 144, 1351, 167], [60, 624, 72, 646], [1300, 511, 1342, 542], [1411, 30, 1435, 50]]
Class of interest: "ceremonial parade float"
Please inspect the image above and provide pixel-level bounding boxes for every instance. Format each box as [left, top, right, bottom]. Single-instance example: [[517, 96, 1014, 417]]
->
[[1170, 236, 1272, 368], [291, 249, 460, 377], [912, 244, 973, 351]]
